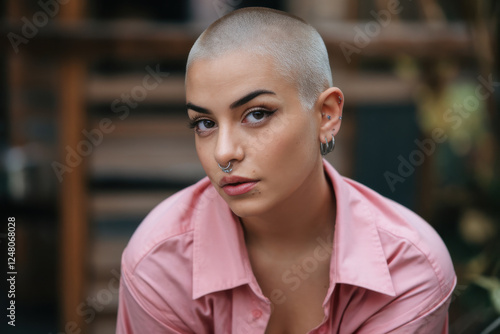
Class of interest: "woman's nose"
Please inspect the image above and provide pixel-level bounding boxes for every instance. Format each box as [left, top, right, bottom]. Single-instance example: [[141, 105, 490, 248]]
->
[[214, 125, 244, 166]]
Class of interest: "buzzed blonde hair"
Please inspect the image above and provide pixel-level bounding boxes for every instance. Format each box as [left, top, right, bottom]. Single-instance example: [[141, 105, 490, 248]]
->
[[186, 7, 333, 111]]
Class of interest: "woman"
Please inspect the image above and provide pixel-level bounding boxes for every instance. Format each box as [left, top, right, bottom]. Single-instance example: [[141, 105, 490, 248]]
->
[[117, 7, 456, 333]]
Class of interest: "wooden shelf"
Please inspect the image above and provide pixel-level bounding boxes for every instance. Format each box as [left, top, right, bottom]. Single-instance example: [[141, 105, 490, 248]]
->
[[87, 71, 419, 107], [316, 21, 473, 60], [87, 73, 186, 105], [2, 20, 473, 61]]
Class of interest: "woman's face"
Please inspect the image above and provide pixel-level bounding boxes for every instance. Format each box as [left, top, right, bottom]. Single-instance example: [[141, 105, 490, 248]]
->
[[185, 51, 323, 218]]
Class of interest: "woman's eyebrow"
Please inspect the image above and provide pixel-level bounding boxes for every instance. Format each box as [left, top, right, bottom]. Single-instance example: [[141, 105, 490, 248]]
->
[[186, 89, 276, 115], [186, 102, 209, 114], [230, 89, 276, 109]]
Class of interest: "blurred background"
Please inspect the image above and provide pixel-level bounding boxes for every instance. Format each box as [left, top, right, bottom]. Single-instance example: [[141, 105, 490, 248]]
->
[[1, 0, 499, 333]]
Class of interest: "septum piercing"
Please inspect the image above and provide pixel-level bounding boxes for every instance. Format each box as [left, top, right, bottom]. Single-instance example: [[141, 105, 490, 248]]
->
[[218, 162, 232, 173]]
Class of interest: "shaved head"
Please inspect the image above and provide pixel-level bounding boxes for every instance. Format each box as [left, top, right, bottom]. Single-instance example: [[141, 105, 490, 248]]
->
[[186, 7, 333, 111]]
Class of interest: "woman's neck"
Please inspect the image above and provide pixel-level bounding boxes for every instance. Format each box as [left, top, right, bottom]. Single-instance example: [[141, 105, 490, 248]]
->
[[240, 160, 336, 257]]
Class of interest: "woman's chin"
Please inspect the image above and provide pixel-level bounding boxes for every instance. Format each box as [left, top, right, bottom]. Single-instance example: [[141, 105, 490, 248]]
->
[[225, 195, 271, 219]]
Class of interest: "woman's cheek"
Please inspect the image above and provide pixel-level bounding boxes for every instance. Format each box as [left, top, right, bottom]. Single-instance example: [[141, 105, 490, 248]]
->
[[196, 143, 212, 172]]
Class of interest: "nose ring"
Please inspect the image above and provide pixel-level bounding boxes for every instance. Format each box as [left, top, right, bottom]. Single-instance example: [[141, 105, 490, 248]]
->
[[218, 162, 232, 173]]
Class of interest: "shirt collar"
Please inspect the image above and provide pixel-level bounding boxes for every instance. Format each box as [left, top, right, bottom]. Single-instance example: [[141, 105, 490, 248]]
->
[[324, 161, 396, 298], [192, 160, 396, 300], [192, 184, 253, 299]]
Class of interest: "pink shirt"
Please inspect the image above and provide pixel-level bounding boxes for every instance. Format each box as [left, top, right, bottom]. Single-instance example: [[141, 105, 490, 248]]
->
[[116, 160, 456, 333]]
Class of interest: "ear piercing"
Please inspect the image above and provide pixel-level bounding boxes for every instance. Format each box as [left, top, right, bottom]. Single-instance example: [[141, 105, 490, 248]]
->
[[322, 96, 342, 120], [324, 114, 342, 120], [320, 133, 335, 156]]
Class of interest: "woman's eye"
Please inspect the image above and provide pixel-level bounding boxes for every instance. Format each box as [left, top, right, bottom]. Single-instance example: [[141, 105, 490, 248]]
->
[[197, 119, 215, 131], [244, 109, 275, 124], [189, 118, 216, 134]]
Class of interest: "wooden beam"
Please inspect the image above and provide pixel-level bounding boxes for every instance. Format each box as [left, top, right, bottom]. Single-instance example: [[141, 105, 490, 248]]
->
[[6, 1, 28, 146], [316, 21, 472, 62], [58, 1, 88, 333], [0, 21, 473, 62], [59, 58, 88, 333]]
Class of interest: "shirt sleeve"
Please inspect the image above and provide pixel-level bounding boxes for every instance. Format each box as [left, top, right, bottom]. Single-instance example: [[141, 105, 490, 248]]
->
[[116, 268, 193, 334], [386, 297, 451, 334], [355, 271, 456, 334]]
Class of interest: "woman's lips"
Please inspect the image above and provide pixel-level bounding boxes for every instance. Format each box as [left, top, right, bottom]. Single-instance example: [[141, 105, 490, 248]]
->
[[222, 181, 258, 196], [219, 175, 259, 196]]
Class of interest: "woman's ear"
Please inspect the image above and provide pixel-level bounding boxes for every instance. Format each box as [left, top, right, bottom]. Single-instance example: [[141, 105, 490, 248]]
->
[[316, 87, 344, 142]]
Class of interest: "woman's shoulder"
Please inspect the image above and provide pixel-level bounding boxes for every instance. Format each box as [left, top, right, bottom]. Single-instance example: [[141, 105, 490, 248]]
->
[[121, 176, 216, 273], [342, 175, 456, 295]]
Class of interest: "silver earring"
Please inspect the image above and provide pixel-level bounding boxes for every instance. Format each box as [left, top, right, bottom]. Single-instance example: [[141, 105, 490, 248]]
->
[[327, 115, 331, 120], [338, 96, 342, 104], [320, 134, 335, 156], [218, 162, 232, 173]]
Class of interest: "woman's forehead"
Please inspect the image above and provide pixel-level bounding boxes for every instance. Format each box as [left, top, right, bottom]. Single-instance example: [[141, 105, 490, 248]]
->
[[186, 51, 292, 95]]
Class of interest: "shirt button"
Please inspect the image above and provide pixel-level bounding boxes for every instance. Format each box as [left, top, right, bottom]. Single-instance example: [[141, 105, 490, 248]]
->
[[252, 309, 263, 319]]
